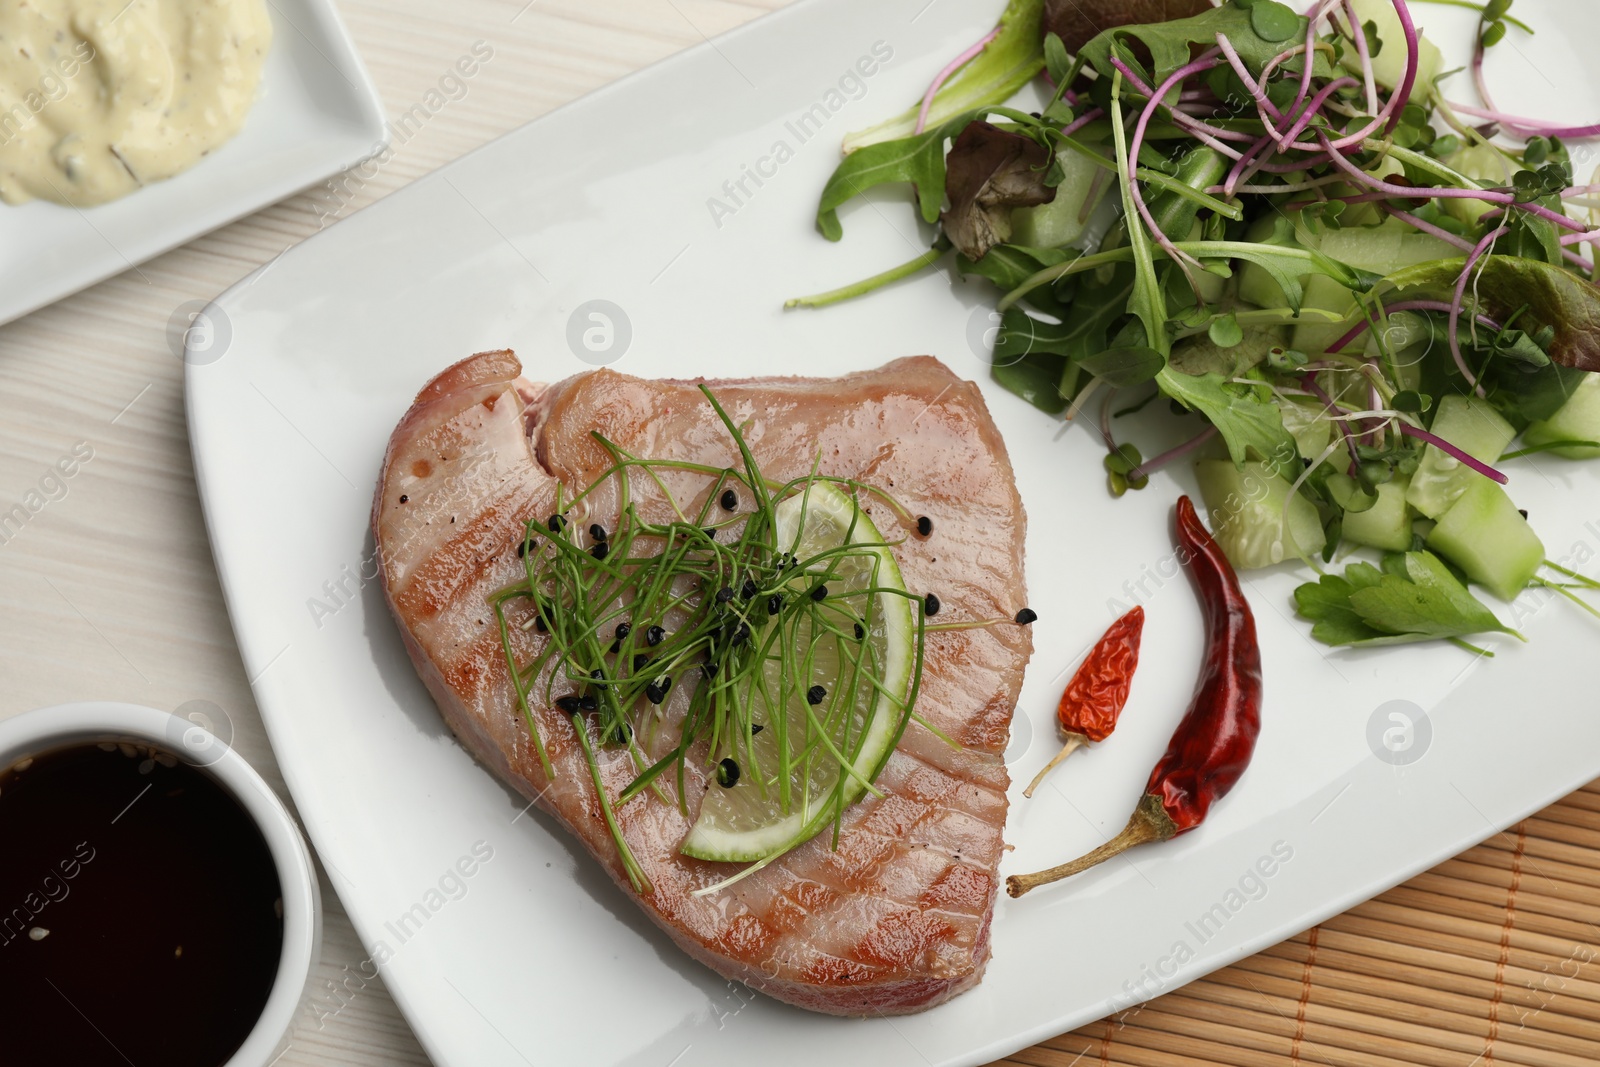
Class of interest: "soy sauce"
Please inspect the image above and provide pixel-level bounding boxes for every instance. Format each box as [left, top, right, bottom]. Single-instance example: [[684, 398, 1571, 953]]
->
[[0, 741, 283, 1067]]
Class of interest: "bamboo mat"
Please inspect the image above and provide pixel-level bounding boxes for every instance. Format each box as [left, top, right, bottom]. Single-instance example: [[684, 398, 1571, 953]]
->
[[991, 781, 1600, 1067]]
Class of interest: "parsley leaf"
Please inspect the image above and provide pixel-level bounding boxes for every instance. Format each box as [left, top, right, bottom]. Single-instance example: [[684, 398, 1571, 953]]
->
[[1295, 552, 1522, 648]]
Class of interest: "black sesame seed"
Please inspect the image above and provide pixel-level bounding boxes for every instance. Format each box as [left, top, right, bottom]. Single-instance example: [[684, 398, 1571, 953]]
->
[[399, 494, 409, 504], [924, 593, 942, 616], [716, 758, 741, 788], [590, 668, 607, 686], [645, 625, 664, 647], [1015, 607, 1038, 625], [1519, 509, 1530, 519], [767, 594, 784, 617], [535, 616, 548, 633], [547, 514, 567, 532], [590, 543, 610, 561], [741, 578, 758, 600], [646, 675, 673, 704], [633, 654, 651, 672], [811, 584, 828, 602], [751, 723, 765, 735], [516, 539, 530, 558], [716, 586, 734, 604], [731, 622, 751, 645], [578, 695, 597, 712], [916, 515, 933, 537], [854, 623, 865, 640], [554, 695, 581, 713], [720, 488, 738, 510], [704, 527, 717, 541], [615, 622, 631, 640], [609, 640, 620, 654], [806, 685, 827, 706], [609, 721, 633, 744], [589, 523, 608, 542]]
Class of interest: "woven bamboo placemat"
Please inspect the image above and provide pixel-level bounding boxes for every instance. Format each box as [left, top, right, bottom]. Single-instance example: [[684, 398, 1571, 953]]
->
[[991, 780, 1600, 1067]]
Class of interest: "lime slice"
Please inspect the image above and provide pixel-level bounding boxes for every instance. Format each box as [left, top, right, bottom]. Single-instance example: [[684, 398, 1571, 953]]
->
[[679, 481, 916, 864]]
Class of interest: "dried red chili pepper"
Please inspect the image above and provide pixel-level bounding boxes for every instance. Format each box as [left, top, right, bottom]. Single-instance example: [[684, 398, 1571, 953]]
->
[[1007, 496, 1262, 897], [1022, 606, 1144, 798]]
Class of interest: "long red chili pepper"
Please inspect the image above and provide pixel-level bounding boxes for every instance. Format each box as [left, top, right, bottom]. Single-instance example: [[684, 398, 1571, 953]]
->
[[1022, 606, 1144, 798], [1007, 496, 1262, 897]]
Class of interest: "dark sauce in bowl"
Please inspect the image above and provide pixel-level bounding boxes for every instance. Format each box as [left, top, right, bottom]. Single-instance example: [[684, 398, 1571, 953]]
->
[[0, 741, 284, 1067]]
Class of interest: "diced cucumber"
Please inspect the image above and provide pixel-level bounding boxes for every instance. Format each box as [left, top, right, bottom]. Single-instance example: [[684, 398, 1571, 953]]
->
[[1342, 474, 1415, 552], [1366, 310, 1428, 394], [1292, 274, 1359, 356], [1523, 374, 1600, 459], [1442, 142, 1513, 225], [1346, 0, 1444, 98], [1011, 150, 1107, 250], [1280, 397, 1335, 460], [1242, 221, 1456, 318], [1405, 396, 1517, 518], [1318, 220, 1458, 275], [1195, 461, 1327, 570], [1427, 480, 1545, 601]]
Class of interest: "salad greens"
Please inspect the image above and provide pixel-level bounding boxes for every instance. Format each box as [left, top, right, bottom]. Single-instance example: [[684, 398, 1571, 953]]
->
[[792, 0, 1600, 649]]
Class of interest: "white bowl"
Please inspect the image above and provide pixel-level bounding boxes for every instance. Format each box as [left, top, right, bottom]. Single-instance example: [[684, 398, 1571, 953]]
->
[[0, 702, 321, 1067]]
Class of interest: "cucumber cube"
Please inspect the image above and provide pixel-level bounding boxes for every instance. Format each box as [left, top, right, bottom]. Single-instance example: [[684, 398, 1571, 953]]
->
[[1010, 150, 1105, 250], [1427, 480, 1545, 602], [1195, 461, 1327, 570], [1346, 0, 1444, 96], [1405, 396, 1516, 518], [1523, 374, 1600, 460], [1342, 474, 1416, 553]]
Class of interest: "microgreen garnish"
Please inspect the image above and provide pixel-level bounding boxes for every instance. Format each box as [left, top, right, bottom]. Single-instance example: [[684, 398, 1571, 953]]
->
[[490, 387, 929, 889]]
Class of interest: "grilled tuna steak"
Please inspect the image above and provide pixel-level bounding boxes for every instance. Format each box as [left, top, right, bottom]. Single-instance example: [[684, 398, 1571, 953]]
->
[[373, 351, 1031, 1014]]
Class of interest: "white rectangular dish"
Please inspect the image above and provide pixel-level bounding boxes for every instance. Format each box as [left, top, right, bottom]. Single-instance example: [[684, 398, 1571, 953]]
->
[[0, 0, 386, 326], [186, 2, 1600, 1064]]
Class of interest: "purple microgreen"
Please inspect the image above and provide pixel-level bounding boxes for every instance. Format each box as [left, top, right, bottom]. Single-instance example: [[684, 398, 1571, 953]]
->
[[1395, 422, 1510, 484]]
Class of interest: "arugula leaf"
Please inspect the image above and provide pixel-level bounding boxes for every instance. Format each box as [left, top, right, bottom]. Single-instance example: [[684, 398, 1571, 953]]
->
[[1295, 551, 1521, 648], [815, 112, 969, 241], [1079, 345, 1165, 387], [1077, 3, 1333, 84], [994, 262, 1136, 363], [841, 0, 1045, 154], [958, 244, 1078, 320], [992, 353, 1070, 414], [1042, 31, 1072, 84], [1156, 367, 1299, 470], [1109, 70, 1168, 358], [1386, 255, 1600, 372]]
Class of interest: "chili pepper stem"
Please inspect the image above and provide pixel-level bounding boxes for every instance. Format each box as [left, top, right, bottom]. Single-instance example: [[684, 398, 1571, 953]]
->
[[1021, 733, 1090, 798], [1006, 793, 1177, 898]]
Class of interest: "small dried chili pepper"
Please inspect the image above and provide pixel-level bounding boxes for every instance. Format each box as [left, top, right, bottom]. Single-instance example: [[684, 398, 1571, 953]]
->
[[1022, 606, 1144, 798], [1008, 496, 1262, 897]]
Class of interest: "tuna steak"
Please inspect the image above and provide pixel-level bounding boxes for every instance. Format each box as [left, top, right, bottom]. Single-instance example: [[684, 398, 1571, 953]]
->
[[373, 351, 1031, 1015]]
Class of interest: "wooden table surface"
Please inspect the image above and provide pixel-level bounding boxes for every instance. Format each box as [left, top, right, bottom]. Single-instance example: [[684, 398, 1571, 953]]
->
[[3, 3, 1598, 1066]]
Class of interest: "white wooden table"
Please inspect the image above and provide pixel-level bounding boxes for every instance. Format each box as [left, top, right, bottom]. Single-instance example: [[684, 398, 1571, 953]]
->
[[9, 5, 1600, 1067], [0, 3, 784, 1062]]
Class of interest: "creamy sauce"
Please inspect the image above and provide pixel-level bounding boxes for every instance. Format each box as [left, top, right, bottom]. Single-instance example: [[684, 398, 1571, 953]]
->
[[0, 0, 272, 207]]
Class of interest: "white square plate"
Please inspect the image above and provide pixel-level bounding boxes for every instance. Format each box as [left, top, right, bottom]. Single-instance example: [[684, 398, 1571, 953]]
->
[[0, 0, 385, 326], [186, 2, 1600, 1064]]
